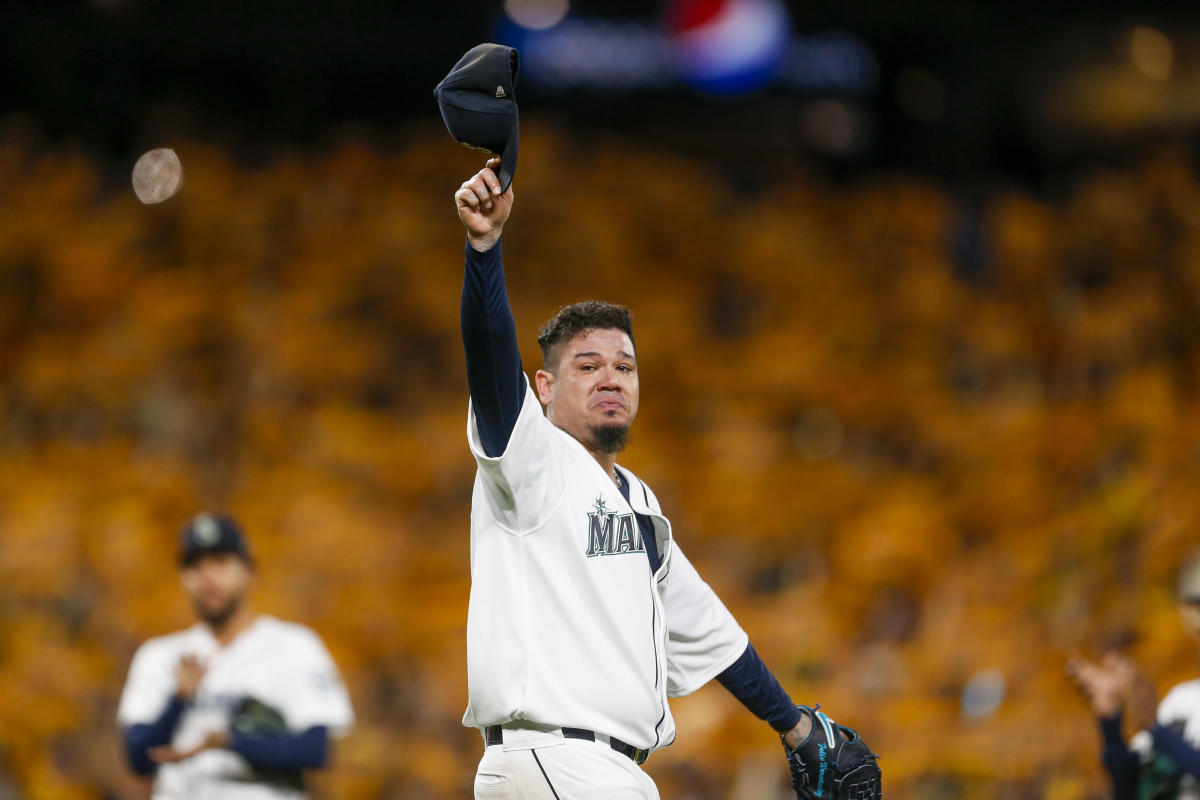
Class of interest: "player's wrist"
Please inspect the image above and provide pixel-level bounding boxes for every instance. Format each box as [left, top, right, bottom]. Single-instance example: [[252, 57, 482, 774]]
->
[[783, 709, 814, 750], [467, 230, 502, 253]]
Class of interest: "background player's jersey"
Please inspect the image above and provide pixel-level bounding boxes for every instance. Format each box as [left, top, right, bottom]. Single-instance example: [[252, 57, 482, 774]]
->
[[1131, 678, 1200, 799], [462, 375, 748, 751], [118, 615, 354, 800]]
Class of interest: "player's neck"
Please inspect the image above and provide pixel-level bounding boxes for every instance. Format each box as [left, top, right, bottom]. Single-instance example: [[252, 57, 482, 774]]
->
[[586, 449, 620, 487], [207, 605, 257, 647], [551, 413, 622, 486]]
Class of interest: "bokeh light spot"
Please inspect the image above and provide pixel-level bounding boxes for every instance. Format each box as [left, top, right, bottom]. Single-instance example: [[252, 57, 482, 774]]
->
[[1130, 25, 1172, 81], [504, 0, 570, 31]]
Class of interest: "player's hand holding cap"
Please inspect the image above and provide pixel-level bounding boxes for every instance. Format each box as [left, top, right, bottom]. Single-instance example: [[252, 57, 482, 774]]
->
[[434, 43, 520, 193]]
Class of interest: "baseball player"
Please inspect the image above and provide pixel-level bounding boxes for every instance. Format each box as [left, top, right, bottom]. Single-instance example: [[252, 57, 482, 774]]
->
[[1070, 554, 1200, 799], [118, 513, 354, 800], [455, 157, 879, 799]]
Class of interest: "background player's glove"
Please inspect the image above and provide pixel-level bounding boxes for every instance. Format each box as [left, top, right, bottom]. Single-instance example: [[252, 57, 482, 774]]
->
[[781, 705, 881, 800], [231, 696, 289, 736], [230, 697, 305, 790]]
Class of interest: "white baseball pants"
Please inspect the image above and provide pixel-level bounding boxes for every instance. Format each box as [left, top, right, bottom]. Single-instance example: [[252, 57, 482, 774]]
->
[[474, 727, 659, 800]]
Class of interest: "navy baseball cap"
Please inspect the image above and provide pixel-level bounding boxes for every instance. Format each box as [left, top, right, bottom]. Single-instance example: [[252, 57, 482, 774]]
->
[[179, 513, 252, 567], [434, 43, 520, 193]]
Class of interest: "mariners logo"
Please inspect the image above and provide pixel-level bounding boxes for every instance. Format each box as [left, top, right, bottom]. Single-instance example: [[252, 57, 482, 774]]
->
[[585, 497, 645, 557], [193, 514, 221, 546]]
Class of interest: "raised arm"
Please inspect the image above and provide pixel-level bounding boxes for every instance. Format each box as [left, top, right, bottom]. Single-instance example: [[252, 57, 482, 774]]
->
[[457, 158, 524, 457], [1067, 654, 1146, 799]]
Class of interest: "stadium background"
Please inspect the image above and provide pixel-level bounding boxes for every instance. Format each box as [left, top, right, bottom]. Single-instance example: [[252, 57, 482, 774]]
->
[[2, 1, 1200, 797]]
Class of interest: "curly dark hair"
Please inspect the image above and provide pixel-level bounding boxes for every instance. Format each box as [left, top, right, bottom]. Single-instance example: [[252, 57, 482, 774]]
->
[[537, 301, 636, 370]]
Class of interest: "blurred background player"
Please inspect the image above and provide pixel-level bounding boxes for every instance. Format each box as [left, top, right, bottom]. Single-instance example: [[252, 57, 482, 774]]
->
[[117, 513, 354, 800], [455, 157, 875, 798], [1069, 553, 1200, 799]]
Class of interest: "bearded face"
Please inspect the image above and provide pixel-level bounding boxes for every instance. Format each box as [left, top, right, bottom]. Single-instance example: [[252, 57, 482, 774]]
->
[[536, 328, 639, 456], [181, 551, 252, 627]]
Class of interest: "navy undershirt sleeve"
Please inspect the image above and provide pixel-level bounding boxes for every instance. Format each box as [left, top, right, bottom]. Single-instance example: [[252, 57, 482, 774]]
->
[[1099, 713, 1138, 800], [229, 725, 329, 770], [1150, 722, 1200, 779], [716, 642, 803, 733], [123, 695, 187, 776], [461, 238, 525, 457]]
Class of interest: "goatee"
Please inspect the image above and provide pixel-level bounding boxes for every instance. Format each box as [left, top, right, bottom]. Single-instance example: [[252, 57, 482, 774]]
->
[[196, 596, 242, 629], [589, 423, 630, 454]]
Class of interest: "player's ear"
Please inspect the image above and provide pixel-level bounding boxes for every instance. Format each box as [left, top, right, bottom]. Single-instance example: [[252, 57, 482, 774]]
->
[[534, 369, 554, 406]]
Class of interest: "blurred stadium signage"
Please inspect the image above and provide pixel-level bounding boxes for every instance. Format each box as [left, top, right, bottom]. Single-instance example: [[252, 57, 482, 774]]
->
[[495, 0, 877, 95]]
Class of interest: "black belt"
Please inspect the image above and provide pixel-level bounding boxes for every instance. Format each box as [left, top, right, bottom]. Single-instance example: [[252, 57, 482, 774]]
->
[[484, 725, 650, 765]]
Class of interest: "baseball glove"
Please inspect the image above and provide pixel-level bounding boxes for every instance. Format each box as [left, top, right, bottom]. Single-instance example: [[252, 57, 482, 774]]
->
[[231, 696, 289, 737], [230, 697, 304, 791], [781, 705, 881, 800]]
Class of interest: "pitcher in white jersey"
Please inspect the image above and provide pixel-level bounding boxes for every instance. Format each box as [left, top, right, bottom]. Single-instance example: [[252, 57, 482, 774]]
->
[[117, 513, 354, 800], [451, 145, 880, 799]]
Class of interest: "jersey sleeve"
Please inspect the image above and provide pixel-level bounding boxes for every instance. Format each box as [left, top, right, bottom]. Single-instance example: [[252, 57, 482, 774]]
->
[[117, 641, 176, 726], [278, 631, 355, 737], [467, 374, 566, 533], [1156, 680, 1200, 725], [661, 541, 749, 698]]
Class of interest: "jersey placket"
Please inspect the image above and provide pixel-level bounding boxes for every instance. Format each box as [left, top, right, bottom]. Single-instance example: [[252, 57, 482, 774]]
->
[[628, 482, 674, 752]]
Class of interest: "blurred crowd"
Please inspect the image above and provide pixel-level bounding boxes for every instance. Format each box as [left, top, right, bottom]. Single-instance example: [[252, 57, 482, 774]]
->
[[1, 125, 1199, 799]]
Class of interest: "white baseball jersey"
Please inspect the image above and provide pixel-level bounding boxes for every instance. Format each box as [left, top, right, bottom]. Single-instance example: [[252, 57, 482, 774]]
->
[[118, 615, 354, 800], [462, 376, 749, 752], [1131, 678, 1200, 799]]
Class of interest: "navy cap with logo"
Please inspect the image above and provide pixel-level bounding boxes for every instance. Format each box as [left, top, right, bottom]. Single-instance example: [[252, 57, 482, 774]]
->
[[434, 43, 520, 193], [179, 513, 252, 567]]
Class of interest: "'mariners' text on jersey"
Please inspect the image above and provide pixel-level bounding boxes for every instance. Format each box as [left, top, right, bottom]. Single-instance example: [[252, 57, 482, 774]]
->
[[586, 497, 646, 557]]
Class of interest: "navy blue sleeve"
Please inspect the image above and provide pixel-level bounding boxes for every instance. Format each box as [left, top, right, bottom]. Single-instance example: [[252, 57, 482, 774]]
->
[[461, 238, 526, 457], [230, 725, 329, 770], [123, 696, 186, 776], [1099, 713, 1138, 800], [1150, 722, 1200, 779], [716, 642, 803, 733]]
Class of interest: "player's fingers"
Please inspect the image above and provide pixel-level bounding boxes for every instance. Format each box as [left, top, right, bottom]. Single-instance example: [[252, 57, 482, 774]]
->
[[456, 185, 481, 209], [480, 168, 502, 197], [1065, 659, 1095, 686], [1102, 651, 1130, 669], [468, 178, 493, 209], [149, 746, 184, 763]]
